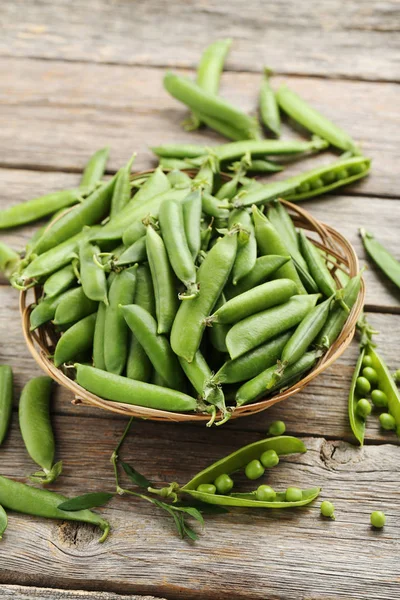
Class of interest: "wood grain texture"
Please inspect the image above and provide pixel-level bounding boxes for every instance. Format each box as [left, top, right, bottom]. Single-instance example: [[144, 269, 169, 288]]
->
[[1, 0, 399, 81], [0, 585, 163, 600], [0, 58, 399, 198]]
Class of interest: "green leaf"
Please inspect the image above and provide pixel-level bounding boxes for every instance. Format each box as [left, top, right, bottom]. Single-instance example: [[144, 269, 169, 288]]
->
[[121, 461, 153, 489], [182, 523, 199, 541], [177, 506, 204, 527], [58, 492, 114, 512]]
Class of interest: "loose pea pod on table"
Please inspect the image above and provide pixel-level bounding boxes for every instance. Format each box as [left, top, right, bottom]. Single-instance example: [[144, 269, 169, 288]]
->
[[19, 377, 62, 484], [365, 347, 400, 437], [348, 346, 369, 446], [0, 366, 13, 446], [0, 475, 110, 542], [360, 228, 400, 290], [259, 68, 281, 137]]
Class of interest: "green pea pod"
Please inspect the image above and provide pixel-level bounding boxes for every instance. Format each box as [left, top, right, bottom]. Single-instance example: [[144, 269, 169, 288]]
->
[[166, 169, 192, 188], [33, 178, 116, 254], [246, 159, 284, 174], [224, 255, 291, 299], [93, 301, 107, 370], [267, 201, 308, 273], [0, 475, 109, 542], [121, 305, 185, 391], [131, 166, 171, 205], [348, 347, 367, 446], [151, 144, 208, 159], [75, 364, 197, 413], [53, 286, 98, 326], [43, 264, 77, 298], [159, 199, 198, 298], [212, 279, 298, 325], [0, 242, 20, 280], [164, 72, 261, 140], [159, 158, 197, 171], [54, 312, 97, 367], [216, 138, 327, 164], [80, 147, 110, 190], [366, 347, 400, 437], [113, 236, 147, 267], [171, 230, 238, 363], [292, 257, 319, 294], [226, 294, 319, 360], [110, 154, 136, 218], [79, 240, 108, 304], [122, 220, 147, 248], [208, 294, 230, 353], [279, 296, 333, 369], [185, 486, 320, 508], [253, 206, 305, 293], [299, 230, 336, 297], [360, 228, 400, 290], [315, 272, 362, 349], [188, 38, 233, 129], [191, 112, 247, 141], [200, 222, 213, 252], [0, 505, 7, 539], [215, 175, 240, 201], [259, 69, 281, 137], [19, 377, 62, 485], [276, 85, 357, 152], [0, 366, 13, 445], [192, 160, 214, 194], [236, 350, 318, 406], [30, 286, 80, 331], [213, 331, 292, 385], [104, 267, 138, 375], [146, 225, 178, 334], [182, 190, 202, 260], [228, 208, 257, 284], [202, 192, 230, 219]]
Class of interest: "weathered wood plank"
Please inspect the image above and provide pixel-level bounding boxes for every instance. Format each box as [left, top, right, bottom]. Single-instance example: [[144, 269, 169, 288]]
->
[[0, 59, 399, 198], [0, 428, 399, 600], [0, 279, 398, 444], [0, 585, 162, 600], [1, 0, 399, 81]]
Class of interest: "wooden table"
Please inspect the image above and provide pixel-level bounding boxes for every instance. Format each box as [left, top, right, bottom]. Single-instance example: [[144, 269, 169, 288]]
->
[[0, 2, 399, 598]]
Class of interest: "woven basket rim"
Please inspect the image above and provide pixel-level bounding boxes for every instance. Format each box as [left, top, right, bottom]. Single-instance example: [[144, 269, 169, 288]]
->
[[20, 179, 365, 423]]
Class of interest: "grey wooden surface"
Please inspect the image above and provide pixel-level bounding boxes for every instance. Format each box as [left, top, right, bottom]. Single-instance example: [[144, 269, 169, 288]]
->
[[0, 1, 399, 599]]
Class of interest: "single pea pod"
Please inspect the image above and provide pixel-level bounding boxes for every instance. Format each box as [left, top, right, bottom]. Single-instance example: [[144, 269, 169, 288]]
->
[[259, 68, 280, 137], [224, 255, 290, 299], [33, 178, 116, 255], [299, 230, 337, 297], [0, 504, 7, 539], [113, 236, 147, 268], [166, 169, 192, 188], [158, 158, 200, 171], [182, 190, 202, 260], [19, 377, 62, 485], [192, 160, 215, 194], [79, 240, 108, 304], [360, 228, 400, 291], [267, 201, 308, 273], [292, 257, 319, 294], [104, 267, 138, 375], [315, 272, 362, 349], [121, 304, 185, 391], [348, 347, 368, 446], [228, 208, 257, 284], [212, 331, 292, 385], [276, 84, 358, 152], [226, 294, 319, 359], [215, 138, 327, 163], [110, 154, 136, 218], [146, 225, 178, 335], [0, 242, 20, 280], [171, 230, 238, 363], [43, 263, 77, 298], [0, 366, 13, 445], [236, 350, 319, 406], [80, 146, 109, 190], [164, 72, 261, 140], [122, 220, 147, 248], [366, 347, 400, 438], [189, 111, 247, 141], [75, 364, 197, 413], [93, 301, 107, 370], [252, 206, 305, 293], [130, 166, 171, 206], [53, 286, 98, 326], [151, 144, 209, 159], [54, 312, 97, 367], [245, 159, 284, 174], [30, 286, 81, 331], [202, 192, 230, 219], [215, 172, 241, 201], [211, 279, 297, 325], [0, 475, 110, 542], [159, 199, 198, 298], [188, 38, 233, 129]]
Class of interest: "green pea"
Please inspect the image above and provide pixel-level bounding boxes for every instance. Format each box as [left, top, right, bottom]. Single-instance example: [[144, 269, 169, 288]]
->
[[349, 163, 365, 175], [356, 376, 371, 395], [256, 485, 276, 502], [362, 367, 379, 386], [336, 168, 348, 180], [310, 177, 323, 190], [371, 389, 388, 408], [320, 500, 335, 519], [362, 355, 373, 368], [379, 413, 396, 431], [297, 182, 310, 193], [268, 420, 286, 436], [214, 474, 234, 495], [370, 510, 386, 528], [245, 459, 265, 480], [285, 487, 303, 502], [197, 484, 217, 495], [356, 398, 371, 419], [322, 171, 336, 184], [260, 449, 280, 468]]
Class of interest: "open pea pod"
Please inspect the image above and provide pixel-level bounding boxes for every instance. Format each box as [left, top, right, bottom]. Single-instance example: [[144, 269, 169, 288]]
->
[[367, 347, 400, 436], [182, 487, 320, 508], [348, 347, 367, 446]]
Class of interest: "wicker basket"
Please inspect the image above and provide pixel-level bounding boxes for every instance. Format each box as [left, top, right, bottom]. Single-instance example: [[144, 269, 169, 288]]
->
[[20, 198, 364, 423]]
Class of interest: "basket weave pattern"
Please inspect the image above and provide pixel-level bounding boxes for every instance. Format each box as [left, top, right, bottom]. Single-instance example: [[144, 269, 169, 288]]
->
[[20, 199, 364, 423]]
